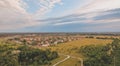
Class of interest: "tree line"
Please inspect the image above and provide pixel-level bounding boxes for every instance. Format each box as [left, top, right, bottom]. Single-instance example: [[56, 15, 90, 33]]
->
[[0, 43, 58, 66], [79, 38, 120, 66]]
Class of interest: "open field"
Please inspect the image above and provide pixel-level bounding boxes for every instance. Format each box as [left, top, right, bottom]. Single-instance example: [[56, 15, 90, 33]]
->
[[49, 55, 66, 66], [44, 38, 112, 56], [0, 35, 118, 66], [41, 38, 113, 66], [0, 38, 22, 49], [57, 57, 81, 66]]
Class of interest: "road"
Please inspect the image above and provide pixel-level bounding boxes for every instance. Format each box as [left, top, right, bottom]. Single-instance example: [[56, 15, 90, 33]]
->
[[53, 55, 70, 66], [52, 54, 83, 66]]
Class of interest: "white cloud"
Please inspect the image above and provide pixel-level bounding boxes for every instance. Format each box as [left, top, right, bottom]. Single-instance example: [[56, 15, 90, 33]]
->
[[0, 0, 27, 13], [34, 0, 62, 18], [52, 9, 120, 26], [0, 0, 30, 29], [70, 0, 120, 25], [54, 22, 74, 26], [0, 0, 120, 31], [0, 0, 31, 30], [76, 0, 120, 14], [51, 0, 120, 26], [0, 0, 62, 30], [53, 18, 120, 26]]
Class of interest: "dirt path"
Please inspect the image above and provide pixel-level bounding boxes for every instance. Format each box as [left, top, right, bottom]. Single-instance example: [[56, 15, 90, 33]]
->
[[52, 54, 83, 66], [52, 55, 70, 66]]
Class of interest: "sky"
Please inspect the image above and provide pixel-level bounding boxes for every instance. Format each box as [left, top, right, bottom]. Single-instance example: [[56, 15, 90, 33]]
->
[[0, 0, 120, 32]]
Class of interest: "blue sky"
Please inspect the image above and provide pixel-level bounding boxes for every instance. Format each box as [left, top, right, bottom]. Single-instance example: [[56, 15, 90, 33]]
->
[[0, 0, 120, 32]]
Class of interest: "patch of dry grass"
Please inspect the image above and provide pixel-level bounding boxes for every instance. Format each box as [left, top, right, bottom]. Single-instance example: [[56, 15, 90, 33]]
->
[[41, 38, 113, 66], [46, 38, 112, 57]]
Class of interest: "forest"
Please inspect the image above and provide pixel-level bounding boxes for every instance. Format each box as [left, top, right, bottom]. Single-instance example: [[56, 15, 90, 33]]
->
[[79, 39, 120, 66], [0, 41, 58, 66]]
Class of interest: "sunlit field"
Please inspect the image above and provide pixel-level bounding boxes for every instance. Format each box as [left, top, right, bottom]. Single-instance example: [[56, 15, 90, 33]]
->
[[0, 36, 119, 66], [44, 38, 112, 56], [41, 38, 113, 66], [57, 58, 81, 66]]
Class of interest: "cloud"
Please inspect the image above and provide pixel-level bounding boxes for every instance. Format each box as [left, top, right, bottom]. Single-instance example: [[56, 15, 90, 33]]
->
[[28, 0, 120, 32], [34, 0, 63, 17], [76, 0, 120, 14], [0, 0, 120, 32], [0, 0, 39, 30], [38, 8, 120, 26], [0, 0, 62, 30], [37, 0, 120, 27]]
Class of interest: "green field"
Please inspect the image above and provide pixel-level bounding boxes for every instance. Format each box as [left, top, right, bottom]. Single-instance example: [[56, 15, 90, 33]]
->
[[0, 38, 115, 66], [44, 38, 112, 56], [49, 55, 66, 66], [57, 57, 81, 66], [42, 38, 112, 66]]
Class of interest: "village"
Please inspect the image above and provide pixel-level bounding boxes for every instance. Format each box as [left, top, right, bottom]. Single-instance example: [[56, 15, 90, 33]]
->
[[8, 34, 83, 47]]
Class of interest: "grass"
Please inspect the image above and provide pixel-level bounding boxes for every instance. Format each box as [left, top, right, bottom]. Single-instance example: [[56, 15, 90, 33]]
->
[[44, 38, 112, 57], [0, 38, 22, 50], [0, 37, 113, 66], [41, 38, 112, 66], [57, 57, 81, 66], [49, 55, 66, 66]]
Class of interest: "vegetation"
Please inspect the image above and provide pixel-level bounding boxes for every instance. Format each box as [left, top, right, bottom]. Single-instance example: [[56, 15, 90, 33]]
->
[[111, 39, 120, 66], [85, 36, 94, 38], [79, 39, 120, 66], [43, 38, 112, 66], [0, 39, 58, 66], [0, 37, 118, 66], [57, 58, 81, 66], [46, 38, 112, 56]]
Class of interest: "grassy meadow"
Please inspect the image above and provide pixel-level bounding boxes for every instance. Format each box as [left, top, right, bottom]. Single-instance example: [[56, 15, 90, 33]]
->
[[44, 38, 112, 56], [41, 38, 113, 66], [0, 37, 116, 66]]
